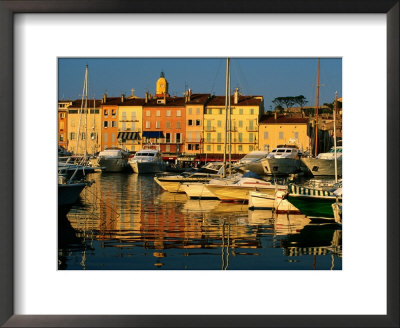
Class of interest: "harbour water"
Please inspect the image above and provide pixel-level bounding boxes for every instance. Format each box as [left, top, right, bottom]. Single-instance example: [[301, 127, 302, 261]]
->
[[58, 172, 342, 270]]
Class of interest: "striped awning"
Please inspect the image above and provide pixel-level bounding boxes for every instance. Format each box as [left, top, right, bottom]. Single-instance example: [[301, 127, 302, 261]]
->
[[117, 132, 140, 140]]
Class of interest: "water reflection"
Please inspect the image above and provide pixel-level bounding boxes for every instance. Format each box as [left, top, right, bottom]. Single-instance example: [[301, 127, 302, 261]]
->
[[58, 173, 342, 270]]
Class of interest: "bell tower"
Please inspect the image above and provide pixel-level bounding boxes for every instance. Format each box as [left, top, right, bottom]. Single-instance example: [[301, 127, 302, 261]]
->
[[155, 71, 169, 97]]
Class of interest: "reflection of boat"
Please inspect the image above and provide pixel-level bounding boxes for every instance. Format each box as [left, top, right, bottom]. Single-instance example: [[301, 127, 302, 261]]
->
[[98, 148, 131, 172], [261, 144, 302, 175], [286, 184, 342, 220], [301, 146, 342, 177], [129, 148, 166, 174], [332, 202, 342, 224], [154, 162, 224, 193], [211, 202, 248, 214], [182, 199, 220, 213], [247, 210, 274, 226], [206, 172, 287, 202], [273, 212, 310, 236], [234, 150, 269, 175]]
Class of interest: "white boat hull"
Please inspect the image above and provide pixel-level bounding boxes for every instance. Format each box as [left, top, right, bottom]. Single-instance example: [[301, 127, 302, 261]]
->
[[154, 176, 212, 193], [206, 184, 286, 202], [98, 158, 129, 172], [262, 158, 301, 175], [301, 157, 342, 176], [130, 161, 165, 174], [248, 191, 275, 209], [180, 183, 218, 199]]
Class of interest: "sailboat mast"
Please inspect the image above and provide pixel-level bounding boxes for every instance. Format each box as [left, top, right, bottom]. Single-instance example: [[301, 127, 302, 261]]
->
[[228, 60, 231, 173], [76, 65, 88, 157], [223, 58, 230, 178], [84, 67, 88, 158], [333, 91, 338, 183], [314, 58, 320, 157]]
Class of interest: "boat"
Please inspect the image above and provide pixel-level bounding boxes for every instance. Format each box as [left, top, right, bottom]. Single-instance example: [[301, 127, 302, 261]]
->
[[180, 173, 241, 199], [248, 189, 300, 213], [332, 202, 342, 224], [154, 162, 225, 193], [129, 148, 166, 174], [301, 146, 342, 177], [205, 172, 287, 202], [261, 144, 303, 175], [285, 184, 342, 220], [97, 148, 131, 172], [58, 175, 87, 207], [234, 150, 269, 175]]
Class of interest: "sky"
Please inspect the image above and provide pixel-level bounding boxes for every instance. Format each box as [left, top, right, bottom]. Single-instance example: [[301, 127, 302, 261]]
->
[[58, 58, 342, 111]]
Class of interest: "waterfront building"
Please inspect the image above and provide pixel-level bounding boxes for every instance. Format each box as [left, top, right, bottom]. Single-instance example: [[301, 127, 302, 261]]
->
[[203, 89, 263, 161], [117, 96, 145, 152], [258, 113, 310, 153], [100, 95, 120, 150], [183, 90, 210, 158], [66, 98, 102, 155], [58, 100, 72, 150]]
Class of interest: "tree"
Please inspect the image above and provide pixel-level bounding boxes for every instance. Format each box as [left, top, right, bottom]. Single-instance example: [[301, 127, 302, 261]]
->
[[294, 95, 308, 108], [272, 97, 285, 109]]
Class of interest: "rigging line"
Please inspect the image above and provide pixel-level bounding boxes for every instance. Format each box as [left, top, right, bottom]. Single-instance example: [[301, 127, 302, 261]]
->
[[233, 61, 250, 96], [209, 59, 223, 95]]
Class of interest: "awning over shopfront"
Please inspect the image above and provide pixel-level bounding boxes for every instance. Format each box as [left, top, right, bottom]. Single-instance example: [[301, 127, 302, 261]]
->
[[117, 132, 140, 140], [142, 131, 164, 138]]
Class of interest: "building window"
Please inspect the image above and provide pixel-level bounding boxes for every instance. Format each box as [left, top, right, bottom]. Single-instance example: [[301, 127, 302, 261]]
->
[[217, 133, 222, 143], [166, 145, 170, 152], [156, 110, 161, 117], [177, 110, 181, 117], [146, 110, 150, 117], [104, 133, 108, 142], [195, 132, 200, 142], [166, 121, 170, 129], [196, 108, 200, 115], [249, 133, 254, 142], [187, 132, 192, 142], [131, 111, 136, 120], [91, 132, 96, 140], [206, 133, 211, 143], [112, 133, 115, 142], [166, 133, 171, 143], [176, 121, 181, 129], [294, 132, 299, 139], [156, 121, 160, 129], [176, 133, 181, 143], [206, 145, 211, 151], [146, 121, 150, 129], [206, 108, 212, 114], [239, 120, 243, 127], [218, 109, 222, 114], [122, 112, 127, 120], [188, 108, 192, 115], [195, 144, 200, 150], [122, 122, 126, 131], [264, 131, 269, 139], [239, 108, 243, 115], [103, 109, 108, 117], [166, 110, 171, 117], [59, 113, 66, 118], [250, 108, 254, 115], [69, 132, 75, 140], [217, 120, 222, 127], [279, 132, 284, 139], [238, 145, 243, 152], [103, 121, 108, 128], [217, 145, 221, 151], [249, 145, 254, 151], [59, 121, 64, 130], [59, 134, 64, 141], [112, 121, 117, 128], [81, 132, 86, 140], [195, 119, 201, 126], [188, 144, 193, 150], [238, 133, 243, 143], [112, 109, 117, 117], [188, 119, 193, 126]]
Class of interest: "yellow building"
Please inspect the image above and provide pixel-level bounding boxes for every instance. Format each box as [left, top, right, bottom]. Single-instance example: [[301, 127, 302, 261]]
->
[[117, 96, 145, 152], [258, 114, 310, 153], [183, 91, 209, 156], [66, 99, 102, 155], [58, 100, 72, 150], [203, 89, 263, 159]]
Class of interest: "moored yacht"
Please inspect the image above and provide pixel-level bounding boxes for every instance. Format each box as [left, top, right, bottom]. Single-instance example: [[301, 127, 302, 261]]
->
[[234, 150, 269, 176], [261, 144, 303, 176], [97, 148, 131, 172], [301, 146, 342, 177], [129, 148, 166, 174]]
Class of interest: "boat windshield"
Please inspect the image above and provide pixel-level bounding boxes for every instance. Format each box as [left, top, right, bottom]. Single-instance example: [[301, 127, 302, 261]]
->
[[136, 153, 155, 157]]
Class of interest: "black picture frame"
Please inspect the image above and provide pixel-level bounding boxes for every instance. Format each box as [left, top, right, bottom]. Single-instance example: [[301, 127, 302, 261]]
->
[[1, 1, 398, 327]]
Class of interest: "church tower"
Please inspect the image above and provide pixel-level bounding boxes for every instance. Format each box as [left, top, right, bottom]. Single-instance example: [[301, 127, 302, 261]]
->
[[155, 71, 169, 97]]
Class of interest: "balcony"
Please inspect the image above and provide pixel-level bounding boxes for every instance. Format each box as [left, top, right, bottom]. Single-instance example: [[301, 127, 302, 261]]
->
[[246, 126, 258, 132], [204, 126, 216, 132]]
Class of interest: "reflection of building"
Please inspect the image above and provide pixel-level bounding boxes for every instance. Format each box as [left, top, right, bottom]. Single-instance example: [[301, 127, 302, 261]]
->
[[58, 100, 72, 149], [258, 114, 309, 153], [66, 99, 102, 155], [203, 89, 263, 160]]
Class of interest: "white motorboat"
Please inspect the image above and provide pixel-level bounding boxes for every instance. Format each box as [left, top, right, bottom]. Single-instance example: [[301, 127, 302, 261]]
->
[[248, 189, 300, 213], [205, 172, 287, 202], [261, 144, 302, 175], [154, 162, 224, 193], [234, 150, 269, 175], [129, 148, 166, 174], [301, 146, 342, 177], [97, 148, 130, 172]]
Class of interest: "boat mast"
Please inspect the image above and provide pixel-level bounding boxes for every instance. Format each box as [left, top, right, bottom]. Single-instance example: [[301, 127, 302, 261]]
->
[[333, 91, 338, 183], [76, 65, 88, 158], [228, 60, 232, 174], [223, 58, 230, 178], [314, 58, 320, 157], [84, 67, 88, 159]]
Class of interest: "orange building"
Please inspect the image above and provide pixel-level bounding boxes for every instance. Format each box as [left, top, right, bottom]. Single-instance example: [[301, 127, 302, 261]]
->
[[58, 100, 72, 150], [100, 95, 120, 150]]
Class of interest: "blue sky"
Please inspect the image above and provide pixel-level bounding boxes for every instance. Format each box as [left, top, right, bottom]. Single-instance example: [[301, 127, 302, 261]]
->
[[58, 58, 342, 111]]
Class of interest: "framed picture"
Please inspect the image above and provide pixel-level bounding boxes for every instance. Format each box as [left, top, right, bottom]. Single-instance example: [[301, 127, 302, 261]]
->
[[1, 1, 398, 327]]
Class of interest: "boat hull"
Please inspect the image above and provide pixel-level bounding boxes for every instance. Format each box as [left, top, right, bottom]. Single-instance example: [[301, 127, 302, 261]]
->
[[241, 162, 266, 176], [98, 158, 130, 172], [248, 191, 275, 209], [154, 176, 212, 193], [130, 161, 165, 174], [301, 157, 342, 177], [58, 182, 86, 207], [287, 194, 337, 219], [206, 184, 286, 202], [262, 158, 301, 175], [180, 183, 218, 199]]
